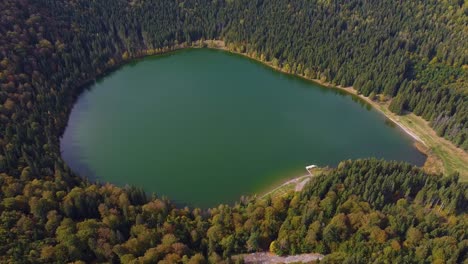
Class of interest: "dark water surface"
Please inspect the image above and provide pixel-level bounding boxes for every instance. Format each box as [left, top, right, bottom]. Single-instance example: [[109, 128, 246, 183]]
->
[[61, 49, 425, 207]]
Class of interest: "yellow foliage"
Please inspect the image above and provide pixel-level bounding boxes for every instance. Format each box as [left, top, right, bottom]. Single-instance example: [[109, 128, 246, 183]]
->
[[370, 226, 388, 244], [107, 58, 116, 67], [38, 39, 53, 49], [122, 51, 130, 60], [269, 241, 278, 253], [391, 240, 401, 251], [404, 227, 423, 247], [40, 245, 55, 261], [4, 98, 15, 110]]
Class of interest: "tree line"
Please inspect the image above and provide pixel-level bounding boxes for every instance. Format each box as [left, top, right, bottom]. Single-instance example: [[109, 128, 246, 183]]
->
[[1, 159, 466, 263], [0, 0, 467, 262]]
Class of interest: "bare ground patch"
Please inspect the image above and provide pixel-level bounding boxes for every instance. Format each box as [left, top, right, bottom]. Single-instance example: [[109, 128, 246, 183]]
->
[[239, 252, 324, 264]]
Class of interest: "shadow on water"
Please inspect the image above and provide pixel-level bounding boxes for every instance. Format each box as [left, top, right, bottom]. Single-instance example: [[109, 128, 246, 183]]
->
[[219, 49, 374, 111]]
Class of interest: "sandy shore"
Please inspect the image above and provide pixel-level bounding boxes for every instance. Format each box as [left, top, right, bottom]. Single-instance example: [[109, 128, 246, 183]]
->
[[129, 39, 467, 179], [261, 174, 313, 198], [198, 40, 468, 177], [202, 40, 424, 143]]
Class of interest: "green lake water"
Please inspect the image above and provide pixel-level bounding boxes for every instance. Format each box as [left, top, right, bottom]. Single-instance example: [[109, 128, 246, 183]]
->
[[61, 49, 426, 207]]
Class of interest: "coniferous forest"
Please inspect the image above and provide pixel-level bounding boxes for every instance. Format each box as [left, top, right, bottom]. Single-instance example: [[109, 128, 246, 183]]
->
[[0, 0, 467, 263]]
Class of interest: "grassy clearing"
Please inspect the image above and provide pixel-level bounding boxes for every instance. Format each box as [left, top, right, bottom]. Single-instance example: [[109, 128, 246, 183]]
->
[[378, 106, 468, 181], [203, 39, 468, 181], [312, 82, 468, 181]]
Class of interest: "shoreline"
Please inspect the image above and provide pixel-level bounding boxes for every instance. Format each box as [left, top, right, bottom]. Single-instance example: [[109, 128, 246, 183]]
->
[[195, 40, 466, 179], [116, 39, 466, 179], [260, 174, 313, 199], [205, 41, 425, 143]]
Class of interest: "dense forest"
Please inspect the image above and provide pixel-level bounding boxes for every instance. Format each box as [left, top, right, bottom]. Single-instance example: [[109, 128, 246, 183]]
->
[[0, 0, 467, 262], [1, 159, 467, 263]]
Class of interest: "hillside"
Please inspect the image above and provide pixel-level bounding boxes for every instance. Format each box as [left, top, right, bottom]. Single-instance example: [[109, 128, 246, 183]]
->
[[1, 159, 466, 263], [0, 0, 467, 262]]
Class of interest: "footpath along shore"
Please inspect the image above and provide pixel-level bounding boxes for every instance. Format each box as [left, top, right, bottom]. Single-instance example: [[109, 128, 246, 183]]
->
[[200, 40, 467, 180], [205, 40, 423, 143], [125, 39, 467, 180]]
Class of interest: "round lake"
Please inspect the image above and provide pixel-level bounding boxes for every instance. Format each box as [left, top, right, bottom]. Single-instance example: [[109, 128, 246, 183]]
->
[[61, 49, 426, 207]]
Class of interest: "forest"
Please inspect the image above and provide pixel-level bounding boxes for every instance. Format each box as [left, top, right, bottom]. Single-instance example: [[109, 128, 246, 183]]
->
[[0, 0, 467, 262], [1, 159, 467, 263]]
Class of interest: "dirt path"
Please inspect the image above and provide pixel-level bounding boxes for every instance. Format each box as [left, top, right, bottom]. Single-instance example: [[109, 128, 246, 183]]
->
[[137, 39, 467, 179], [295, 178, 311, 191], [242, 252, 324, 263], [202, 40, 425, 145], [200, 39, 466, 179], [330, 86, 425, 144], [261, 174, 313, 198]]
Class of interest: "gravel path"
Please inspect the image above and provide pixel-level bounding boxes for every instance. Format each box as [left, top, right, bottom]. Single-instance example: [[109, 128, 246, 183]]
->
[[242, 252, 324, 263], [261, 174, 312, 198], [295, 178, 311, 192]]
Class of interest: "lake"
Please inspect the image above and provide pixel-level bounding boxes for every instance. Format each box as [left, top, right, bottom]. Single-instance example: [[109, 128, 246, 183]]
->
[[61, 49, 426, 207]]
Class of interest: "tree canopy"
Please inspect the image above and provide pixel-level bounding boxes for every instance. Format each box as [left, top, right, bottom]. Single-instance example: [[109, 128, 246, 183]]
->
[[0, 0, 467, 262]]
